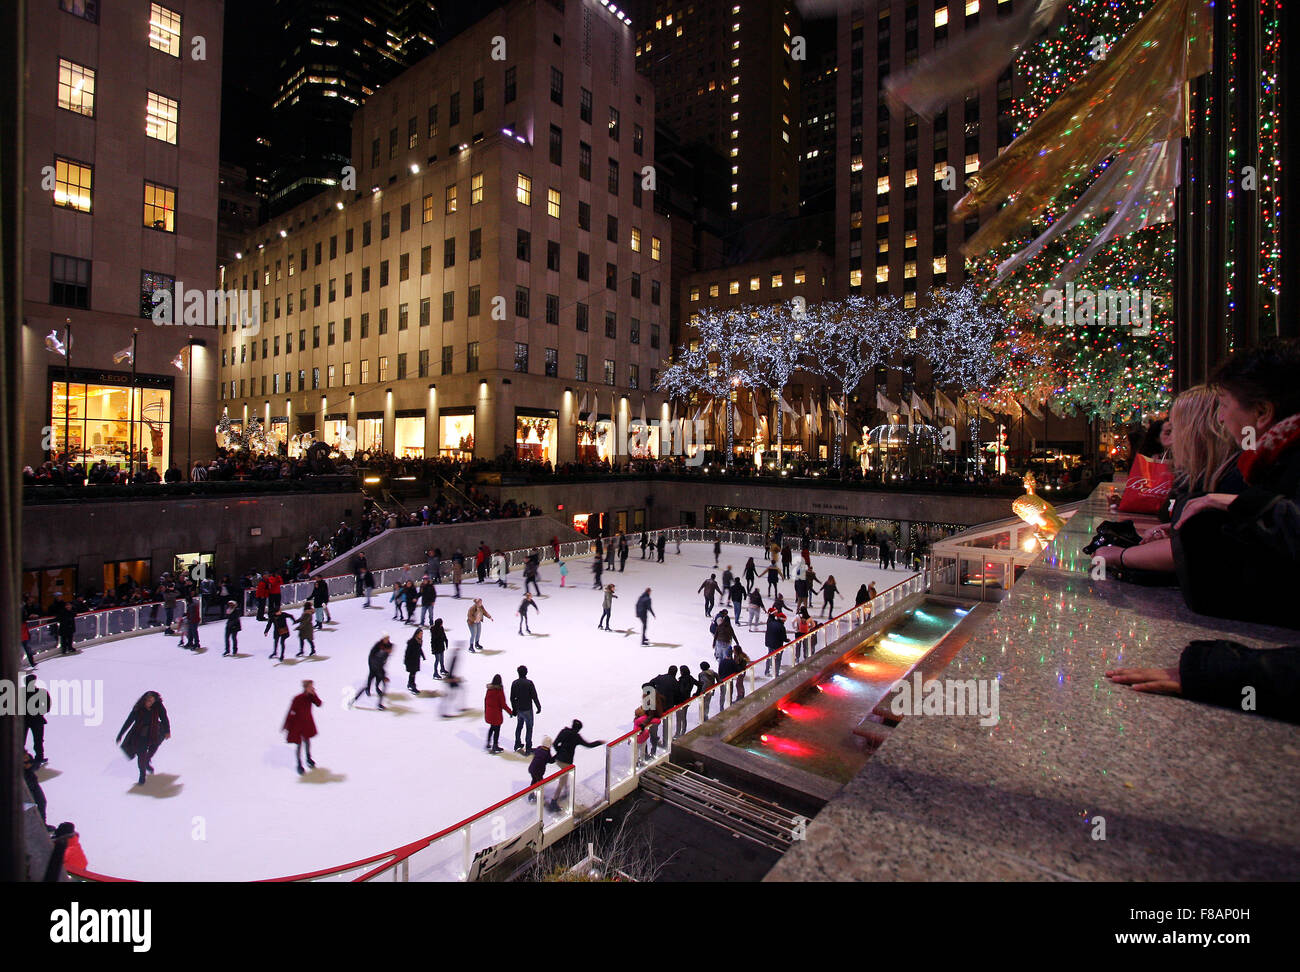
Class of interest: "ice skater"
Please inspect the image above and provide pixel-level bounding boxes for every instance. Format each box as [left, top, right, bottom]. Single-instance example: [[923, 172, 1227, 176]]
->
[[282, 680, 320, 774], [558, 560, 568, 587], [484, 674, 513, 754], [349, 636, 393, 709], [405, 628, 425, 692], [440, 648, 465, 717], [763, 610, 788, 677], [517, 593, 539, 635], [295, 603, 316, 656], [264, 606, 292, 660], [729, 578, 745, 623], [526, 736, 555, 802], [591, 555, 604, 589], [451, 561, 463, 598], [820, 575, 839, 617], [635, 588, 655, 645], [467, 598, 492, 652], [698, 573, 721, 616], [223, 600, 241, 656], [598, 584, 617, 630], [312, 578, 331, 627], [116, 690, 170, 786], [712, 537, 722, 568], [419, 576, 438, 627], [362, 569, 376, 607], [765, 561, 781, 597], [656, 534, 666, 562], [746, 588, 765, 629], [510, 665, 542, 753], [743, 557, 757, 592], [547, 720, 605, 812], [640, 531, 649, 559], [697, 662, 719, 721], [523, 555, 541, 596]]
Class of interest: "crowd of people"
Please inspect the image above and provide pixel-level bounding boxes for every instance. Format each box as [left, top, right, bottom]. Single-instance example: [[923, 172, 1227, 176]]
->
[[1092, 338, 1300, 722]]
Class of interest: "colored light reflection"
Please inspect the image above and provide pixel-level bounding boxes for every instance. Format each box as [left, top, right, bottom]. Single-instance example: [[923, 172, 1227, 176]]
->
[[847, 658, 900, 677], [757, 733, 818, 758], [776, 701, 820, 720]]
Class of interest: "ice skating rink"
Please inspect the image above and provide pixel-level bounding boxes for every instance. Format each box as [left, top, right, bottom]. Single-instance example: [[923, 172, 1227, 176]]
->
[[31, 543, 908, 881]]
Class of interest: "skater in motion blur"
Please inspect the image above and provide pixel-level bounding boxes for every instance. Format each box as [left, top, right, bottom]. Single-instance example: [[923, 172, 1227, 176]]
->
[[116, 690, 171, 786], [283, 680, 320, 774], [350, 636, 393, 710], [440, 648, 466, 717], [635, 588, 655, 645]]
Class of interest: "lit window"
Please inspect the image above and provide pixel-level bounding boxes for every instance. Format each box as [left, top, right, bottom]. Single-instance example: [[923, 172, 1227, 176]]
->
[[729, 280, 740, 295], [905, 231, 918, 248], [731, 94, 739, 104], [878, 239, 890, 254], [904, 293, 917, 309], [732, 23, 739, 31], [771, 273, 783, 288], [146, 91, 178, 143], [471, 172, 484, 204], [850, 269, 863, 286], [904, 261, 917, 279], [904, 169, 918, 188], [935, 6, 948, 27], [792, 268, 806, 285], [709, 284, 719, 297], [965, 0, 980, 14], [851, 158, 864, 172], [53, 157, 93, 212], [516, 173, 532, 205], [547, 187, 561, 218], [445, 183, 458, 213], [143, 181, 176, 232], [57, 60, 95, 116], [423, 193, 434, 223], [730, 201, 738, 211], [933, 255, 948, 274], [749, 276, 760, 291], [689, 287, 700, 301], [631, 227, 641, 252], [876, 176, 890, 195], [729, 147, 738, 157], [934, 161, 949, 181], [149, 3, 182, 57], [876, 265, 889, 283], [650, 236, 661, 261], [965, 153, 980, 174]]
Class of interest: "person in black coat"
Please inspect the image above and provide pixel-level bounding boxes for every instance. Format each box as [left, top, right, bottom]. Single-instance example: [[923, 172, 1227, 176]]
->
[[765, 562, 781, 597], [224, 600, 242, 656], [24, 675, 48, 766], [1107, 640, 1300, 724], [312, 578, 331, 627], [656, 534, 666, 562], [116, 690, 171, 786], [635, 588, 655, 645], [1171, 338, 1300, 629], [763, 612, 789, 677], [23, 751, 46, 823], [728, 578, 745, 623], [674, 665, 699, 735], [264, 607, 293, 660], [350, 637, 393, 709], [404, 629, 425, 692], [547, 720, 605, 812], [54, 599, 76, 655], [510, 664, 542, 753], [428, 618, 449, 678]]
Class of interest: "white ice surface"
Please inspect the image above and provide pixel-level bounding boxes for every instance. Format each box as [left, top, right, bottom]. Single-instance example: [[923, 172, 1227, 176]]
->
[[30, 543, 908, 881]]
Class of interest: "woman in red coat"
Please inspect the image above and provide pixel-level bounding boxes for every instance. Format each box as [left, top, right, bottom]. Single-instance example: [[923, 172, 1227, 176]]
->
[[283, 680, 321, 774], [483, 674, 514, 755]]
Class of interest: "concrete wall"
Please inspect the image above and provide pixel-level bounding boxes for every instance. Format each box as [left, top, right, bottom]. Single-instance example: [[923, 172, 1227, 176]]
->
[[23, 491, 363, 589], [312, 514, 584, 576]]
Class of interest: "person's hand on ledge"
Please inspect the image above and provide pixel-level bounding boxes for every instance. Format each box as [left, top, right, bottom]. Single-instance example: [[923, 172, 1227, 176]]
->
[[1105, 666, 1182, 695], [1174, 493, 1237, 528], [1092, 544, 1128, 564]]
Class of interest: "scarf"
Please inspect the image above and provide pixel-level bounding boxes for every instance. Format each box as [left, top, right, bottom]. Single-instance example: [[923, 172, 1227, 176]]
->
[[1237, 412, 1300, 484]]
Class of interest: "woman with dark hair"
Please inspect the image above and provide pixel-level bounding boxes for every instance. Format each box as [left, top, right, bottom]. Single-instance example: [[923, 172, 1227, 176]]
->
[[1172, 337, 1300, 628], [116, 690, 171, 786], [1135, 418, 1172, 463], [483, 674, 513, 754]]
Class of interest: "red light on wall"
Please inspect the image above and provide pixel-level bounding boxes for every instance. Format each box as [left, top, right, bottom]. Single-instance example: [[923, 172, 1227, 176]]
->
[[556, 503, 564, 511]]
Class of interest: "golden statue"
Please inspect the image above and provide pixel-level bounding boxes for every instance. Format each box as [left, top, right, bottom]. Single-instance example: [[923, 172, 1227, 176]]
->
[[1012, 471, 1066, 536]]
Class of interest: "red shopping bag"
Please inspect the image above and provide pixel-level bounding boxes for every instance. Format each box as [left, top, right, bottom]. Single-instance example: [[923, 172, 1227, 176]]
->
[[1118, 453, 1174, 514]]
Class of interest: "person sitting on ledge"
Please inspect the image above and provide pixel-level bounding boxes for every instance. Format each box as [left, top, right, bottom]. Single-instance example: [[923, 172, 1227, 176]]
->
[[1092, 384, 1242, 576], [1106, 640, 1300, 724], [1170, 337, 1300, 629]]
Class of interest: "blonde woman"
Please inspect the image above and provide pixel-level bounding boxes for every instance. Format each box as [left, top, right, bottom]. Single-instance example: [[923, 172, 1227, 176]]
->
[[1094, 386, 1241, 573]]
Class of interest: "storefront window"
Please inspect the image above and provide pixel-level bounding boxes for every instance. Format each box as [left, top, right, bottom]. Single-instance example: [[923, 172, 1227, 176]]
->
[[323, 419, 354, 457], [577, 419, 614, 462], [394, 416, 425, 458], [269, 418, 289, 454], [627, 422, 659, 459], [440, 412, 475, 458], [51, 379, 172, 472], [104, 559, 151, 594], [355, 417, 383, 454], [516, 414, 557, 463], [572, 513, 591, 535]]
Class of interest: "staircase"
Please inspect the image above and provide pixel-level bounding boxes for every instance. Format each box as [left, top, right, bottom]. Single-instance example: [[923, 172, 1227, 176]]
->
[[638, 763, 803, 853]]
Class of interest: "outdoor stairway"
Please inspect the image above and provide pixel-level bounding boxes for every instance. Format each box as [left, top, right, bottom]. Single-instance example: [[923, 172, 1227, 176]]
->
[[639, 763, 803, 853]]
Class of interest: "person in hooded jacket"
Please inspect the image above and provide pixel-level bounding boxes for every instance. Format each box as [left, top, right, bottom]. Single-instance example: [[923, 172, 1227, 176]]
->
[[116, 690, 170, 786], [526, 736, 556, 802], [483, 674, 514, 753], [283, 680, 320, 774], [428, 618, 449, 678], [763, 611, 789, 677], [855, 584, 870, 607], [746, 587, 765, 629], [404, 629, 425, 692]]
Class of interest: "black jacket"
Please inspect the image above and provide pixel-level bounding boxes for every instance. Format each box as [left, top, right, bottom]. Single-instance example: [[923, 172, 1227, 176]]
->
[[635, 592, 654, 619], [765, 616, 789, 650], [1179, 640, 1300, 723], [226, 611, 242, 633], [676, 669, 699, 701], [404, 636, 425, 672], [367, 644, 390, 676], [312, 581, 330, 606], [553, 727, 600, 764], [1173, 439, 1300, 628], [510, 676, 541, 713], [650, 673, 678, 710], [117, 701, 170, 758], [429, 625, 448, 653]]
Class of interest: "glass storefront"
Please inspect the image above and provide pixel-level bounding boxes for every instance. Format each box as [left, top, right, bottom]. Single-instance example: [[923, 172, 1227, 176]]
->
[[323, 418, 353, 457], [269, 418, 289, 454], [440, 410, 475, 459], [104, 559, 151, 593], [355, 415, 383, 454], [23, 566, 77, 612], [515, 412, 558, 463], [627, 422, 659, 459], [51, 378, 172, 472], [394, 415, 426, 458]]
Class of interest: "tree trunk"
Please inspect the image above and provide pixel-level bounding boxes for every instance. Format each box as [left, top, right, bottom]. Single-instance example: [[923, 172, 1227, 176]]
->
[[774, 388, 782, 466]]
